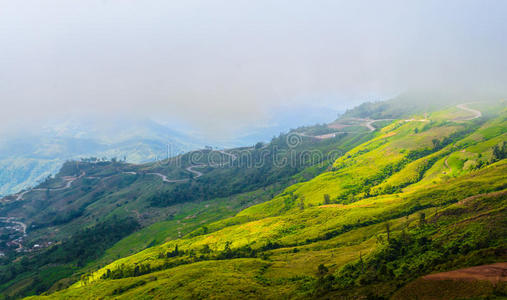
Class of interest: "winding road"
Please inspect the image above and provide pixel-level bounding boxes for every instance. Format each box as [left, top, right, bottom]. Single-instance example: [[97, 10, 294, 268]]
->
[[185, 165, 206, 178], [1, 173, 84, 250], [15, 190, 30, 201], [14, 171, 84, 201], [0, 174, 84, 250], [0, 217, 27, 252], [302, 118, 397, 140], [306, 104, 482, 141], [369, 119, 399, 131], [0, 217, 26, 235], [146, 172, 188, 183], [456, 103, 482, 120], [123, 149, 238, 184]]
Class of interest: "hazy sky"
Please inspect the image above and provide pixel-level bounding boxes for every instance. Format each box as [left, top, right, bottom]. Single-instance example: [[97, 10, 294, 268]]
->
[[1, 0, 506, 136]]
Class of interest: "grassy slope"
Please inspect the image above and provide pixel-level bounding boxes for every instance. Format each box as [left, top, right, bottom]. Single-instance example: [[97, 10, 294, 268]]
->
[[1, 124, 374, 298], [30, 104, 507, 299]]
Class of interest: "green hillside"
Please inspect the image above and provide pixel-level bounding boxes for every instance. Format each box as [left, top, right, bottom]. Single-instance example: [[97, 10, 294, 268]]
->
[[0, 119, 375, 298], [15, 100, 506, 299]]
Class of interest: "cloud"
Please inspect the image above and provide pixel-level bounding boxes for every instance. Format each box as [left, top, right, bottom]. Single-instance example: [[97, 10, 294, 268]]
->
[[1, 0, 506, 136]]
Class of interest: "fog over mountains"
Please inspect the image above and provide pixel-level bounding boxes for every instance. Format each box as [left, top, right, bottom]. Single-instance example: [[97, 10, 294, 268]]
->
[[0, 117, 205, 196], [0, 104, 341, 196]]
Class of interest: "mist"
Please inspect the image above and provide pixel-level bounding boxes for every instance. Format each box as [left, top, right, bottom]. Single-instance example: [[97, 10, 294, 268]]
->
[[1, 0, 506, 137]]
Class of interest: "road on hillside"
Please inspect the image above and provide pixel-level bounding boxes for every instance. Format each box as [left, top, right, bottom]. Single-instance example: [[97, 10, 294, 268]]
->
[[302, 118, 399, 140], [0, 217, 27, 252], [124, 149, 237, 183], [146, 172, 189, 183], [0, 217, 26, 235], [185, 165, 206, 178], [14, 171, 85, 201], [456, 103, 482, 120]]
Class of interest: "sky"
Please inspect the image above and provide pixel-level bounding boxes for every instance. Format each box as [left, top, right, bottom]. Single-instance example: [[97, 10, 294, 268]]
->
[[1, 0, 506, 137]]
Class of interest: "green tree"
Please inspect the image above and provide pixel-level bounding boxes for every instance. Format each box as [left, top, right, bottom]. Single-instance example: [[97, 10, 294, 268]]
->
[[317, 264, 329, 276], [385, 222, 391, 242], [200, 244, 211, 254], [323, 194, 331, 205], [419, 212, 426, 226], [223, 241, 233, 258], [432, 139, 440, 149], [298, 196, 305, 210], [491, 142, 506, 162]]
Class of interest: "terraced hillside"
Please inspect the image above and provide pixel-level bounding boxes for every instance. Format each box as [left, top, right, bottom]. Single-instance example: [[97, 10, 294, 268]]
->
[[22, 100, 506, 299]]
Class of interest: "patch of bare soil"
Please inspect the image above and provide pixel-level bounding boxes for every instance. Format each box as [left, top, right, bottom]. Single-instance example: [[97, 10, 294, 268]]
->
[[423, 262, 507, 283]]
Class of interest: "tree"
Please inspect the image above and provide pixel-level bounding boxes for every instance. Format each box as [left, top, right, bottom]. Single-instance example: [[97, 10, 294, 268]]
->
[[200, 244, 211, 254], [432, 139, 440, 149], [318, 264, 329, 276], [323, 194, 331, 205], [385, 222, 391, 242], [298, 196, 305, 210], [359, 252, 364, 273], [80, 274, 89, 285], [419, 212, 426, 226], [224, 241, 232, 252], [167, 245, 180, 258], [491, 142, 506, 162], [223, 241, 233, 258]]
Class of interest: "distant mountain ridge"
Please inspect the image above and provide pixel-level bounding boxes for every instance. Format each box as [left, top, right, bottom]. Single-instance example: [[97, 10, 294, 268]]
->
[[0, 118, 202, 197]]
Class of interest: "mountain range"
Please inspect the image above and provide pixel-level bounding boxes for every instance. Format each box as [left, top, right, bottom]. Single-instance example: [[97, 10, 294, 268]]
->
[[0, 105, 342, 198]]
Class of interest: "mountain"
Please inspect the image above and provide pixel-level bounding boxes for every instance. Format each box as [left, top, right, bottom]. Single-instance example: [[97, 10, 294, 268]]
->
[[0, 104, 343, 198], [0, 113, 374, 298], [0, 97, 506, 299], [0, 118, 202, 197]]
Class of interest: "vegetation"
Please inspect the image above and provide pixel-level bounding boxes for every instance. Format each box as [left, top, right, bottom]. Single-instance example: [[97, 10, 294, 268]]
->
[[2, 99, 507, 299], [0, 217, 139, 298], [0, 119, 372, 298]]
